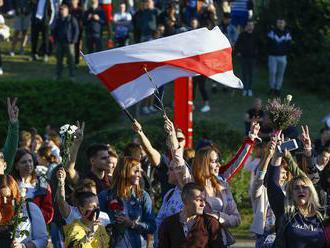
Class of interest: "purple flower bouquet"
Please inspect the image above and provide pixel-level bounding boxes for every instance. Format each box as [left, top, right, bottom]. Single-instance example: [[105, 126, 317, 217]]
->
[[264, 95, 302, 131]]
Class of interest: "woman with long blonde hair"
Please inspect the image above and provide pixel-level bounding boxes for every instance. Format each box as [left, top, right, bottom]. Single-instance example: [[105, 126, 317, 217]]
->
[[268, 147, 327, 247], [192, 122, 260, 246], [99, 157, 156, 248]]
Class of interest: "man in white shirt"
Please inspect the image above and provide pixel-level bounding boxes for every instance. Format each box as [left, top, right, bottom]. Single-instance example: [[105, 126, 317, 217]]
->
[[113, 2, 132, 47]]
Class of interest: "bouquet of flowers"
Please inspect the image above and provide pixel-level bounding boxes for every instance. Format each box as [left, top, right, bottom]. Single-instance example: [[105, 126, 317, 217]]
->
[[264, 95, 302, 131], [10, 188, 29, 240], [59, 124, 78, 166]]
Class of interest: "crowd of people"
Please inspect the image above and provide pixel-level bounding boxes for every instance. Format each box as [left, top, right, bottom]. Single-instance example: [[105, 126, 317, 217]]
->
[[0, 0, 292, 113], [0, 93, 330, 248]]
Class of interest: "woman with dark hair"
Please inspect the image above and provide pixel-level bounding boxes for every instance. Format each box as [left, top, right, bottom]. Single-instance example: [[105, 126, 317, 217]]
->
[[0, 169, 48, 248], [99, 157, 156, 247], [13, 148, 54, 225], [36, 144, 59, 180]]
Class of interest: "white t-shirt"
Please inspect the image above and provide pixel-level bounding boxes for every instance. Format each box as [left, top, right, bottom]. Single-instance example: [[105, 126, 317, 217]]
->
[[19, 182, 36, 200], [0, 25, 10, 40]]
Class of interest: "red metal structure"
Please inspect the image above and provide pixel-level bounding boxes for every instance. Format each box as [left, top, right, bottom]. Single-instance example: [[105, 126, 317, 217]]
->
[[174, 77, 193, 148]]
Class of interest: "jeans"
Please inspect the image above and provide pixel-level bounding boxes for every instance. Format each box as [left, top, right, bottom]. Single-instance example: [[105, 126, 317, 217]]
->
[[193, 75, 209, 101], [31, 19, 49, 56], [55, 42, 75, 77], [86, 35, 103, 53], [50, 222, 64, 248], [268, 55, 287, 90], [241, 57, 256, 90]]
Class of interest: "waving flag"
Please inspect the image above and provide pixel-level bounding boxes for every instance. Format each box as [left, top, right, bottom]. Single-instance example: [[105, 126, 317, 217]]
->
[[83, 26, 242, 109]]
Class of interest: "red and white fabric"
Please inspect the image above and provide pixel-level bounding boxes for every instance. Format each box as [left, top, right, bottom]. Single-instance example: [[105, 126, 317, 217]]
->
[[83, 26, 242, 108]]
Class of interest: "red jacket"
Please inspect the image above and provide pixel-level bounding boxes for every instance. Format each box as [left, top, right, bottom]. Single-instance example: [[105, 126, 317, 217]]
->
[[33, 183, 54, 224]]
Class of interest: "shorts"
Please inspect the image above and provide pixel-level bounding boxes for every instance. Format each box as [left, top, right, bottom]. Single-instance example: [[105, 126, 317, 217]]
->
[[100, 4, 113, 23], [14, 14, 31, 31]]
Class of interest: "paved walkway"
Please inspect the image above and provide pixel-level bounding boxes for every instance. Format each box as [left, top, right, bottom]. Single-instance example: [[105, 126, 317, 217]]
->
[[232, 239, 255, 248]]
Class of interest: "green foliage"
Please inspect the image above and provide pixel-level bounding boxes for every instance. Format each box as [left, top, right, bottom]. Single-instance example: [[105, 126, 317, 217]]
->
[[229, 168, 252, 208], [0, 80, 121, 144]]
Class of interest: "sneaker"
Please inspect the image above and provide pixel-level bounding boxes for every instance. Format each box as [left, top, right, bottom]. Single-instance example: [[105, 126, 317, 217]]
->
[[43, 55, 48, 63], [31, 54, 39, 61], [9, 51, 15, 57], [0, 67, 3, 75], [242, 90, 247, 96], [200, 104, 210, 113], [142, 106, 151, 115], [248, 89, 253, 96], [149, 106, 157, 112]]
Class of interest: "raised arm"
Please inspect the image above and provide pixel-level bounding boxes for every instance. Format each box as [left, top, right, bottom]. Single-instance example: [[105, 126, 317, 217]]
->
[[267, 152, 285, 220], [65, 121, 84, 183], [283, 149, 306, 178], [220, 121, 260, 181], [164, 116, 192, 185], [252, 136, 277, 199], [300, 125, 319, 177], [132, 119, 161, 166], [55, 167, 71, 219], [3, 97, 19, 174]]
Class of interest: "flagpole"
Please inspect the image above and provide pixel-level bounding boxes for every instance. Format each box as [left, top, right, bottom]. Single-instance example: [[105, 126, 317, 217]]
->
[[122, 108, 135, 123], [143, 66, 167, 118]]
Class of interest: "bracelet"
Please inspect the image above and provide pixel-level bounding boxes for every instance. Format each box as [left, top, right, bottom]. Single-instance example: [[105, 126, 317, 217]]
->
[[304, 147, 312, 150]]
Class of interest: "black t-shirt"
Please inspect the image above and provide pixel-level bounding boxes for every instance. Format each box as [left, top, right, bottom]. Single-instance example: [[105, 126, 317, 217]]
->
[[285, 213, 325, 247], [154, 154, 174, 199], [83, 171, 110, 194]]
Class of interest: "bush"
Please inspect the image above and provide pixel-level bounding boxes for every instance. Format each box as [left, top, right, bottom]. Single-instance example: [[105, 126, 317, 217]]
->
[[0, 80, 121, 144]]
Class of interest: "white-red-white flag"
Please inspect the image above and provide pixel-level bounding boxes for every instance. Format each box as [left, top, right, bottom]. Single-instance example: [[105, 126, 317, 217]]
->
[[83, 26, 242, 108]]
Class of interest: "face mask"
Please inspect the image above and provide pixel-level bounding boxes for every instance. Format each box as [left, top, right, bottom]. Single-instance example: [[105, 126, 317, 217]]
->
[[85, 208, 100, 221]]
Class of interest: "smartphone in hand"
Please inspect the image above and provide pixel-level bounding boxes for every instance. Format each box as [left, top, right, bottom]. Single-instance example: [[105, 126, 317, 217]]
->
[[277, 139, 298, 154]]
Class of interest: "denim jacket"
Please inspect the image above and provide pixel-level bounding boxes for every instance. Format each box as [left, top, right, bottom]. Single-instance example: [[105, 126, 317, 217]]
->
[[99, 189, 156, 248]]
